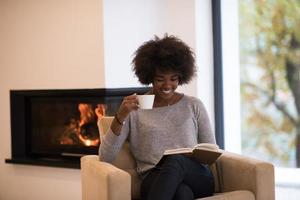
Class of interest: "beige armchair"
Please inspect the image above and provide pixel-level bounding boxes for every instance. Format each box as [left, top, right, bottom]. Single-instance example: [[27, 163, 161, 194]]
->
[[81, 117, 275, 200]]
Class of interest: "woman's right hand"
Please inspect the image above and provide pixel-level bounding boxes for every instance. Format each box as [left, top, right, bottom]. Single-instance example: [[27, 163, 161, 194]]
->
[[116, 93, 139, 121], [111, 94, 139, 135]]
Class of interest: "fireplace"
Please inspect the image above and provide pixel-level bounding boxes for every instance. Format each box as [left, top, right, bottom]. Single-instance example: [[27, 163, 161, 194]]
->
[[5, 87, 149, 168]]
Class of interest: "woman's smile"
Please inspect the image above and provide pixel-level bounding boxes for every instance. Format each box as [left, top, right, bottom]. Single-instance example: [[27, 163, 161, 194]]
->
[[151, 70, 180, 106], [162, 89, 172, 94]]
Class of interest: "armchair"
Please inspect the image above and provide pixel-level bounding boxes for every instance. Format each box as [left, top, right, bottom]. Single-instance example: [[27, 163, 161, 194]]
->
[[81, 117, 275, 200]]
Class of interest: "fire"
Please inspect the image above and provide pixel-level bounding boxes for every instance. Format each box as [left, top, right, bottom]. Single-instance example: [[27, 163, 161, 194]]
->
[[60, 103, 107, 146], [82, 139, 99, 147], [85, 140, 92, 146]]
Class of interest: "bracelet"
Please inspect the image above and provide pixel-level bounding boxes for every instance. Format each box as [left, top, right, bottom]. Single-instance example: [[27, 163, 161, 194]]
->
[[115, 112, 125, 125]]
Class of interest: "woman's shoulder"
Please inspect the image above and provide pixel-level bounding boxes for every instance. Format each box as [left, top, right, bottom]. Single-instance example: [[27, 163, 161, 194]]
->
[[183, 95, 204, 106], [182, 95, 207, 113], [183, 95, 208, 119]]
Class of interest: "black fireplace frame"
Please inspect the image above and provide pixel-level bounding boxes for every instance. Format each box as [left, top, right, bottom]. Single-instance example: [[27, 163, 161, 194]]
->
[[5, 87, 150, 169]]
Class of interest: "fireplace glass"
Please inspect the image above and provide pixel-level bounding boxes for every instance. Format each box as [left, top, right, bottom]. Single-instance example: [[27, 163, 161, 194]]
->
[[30, 96, 120, 157], [6, 87, 149, 168]]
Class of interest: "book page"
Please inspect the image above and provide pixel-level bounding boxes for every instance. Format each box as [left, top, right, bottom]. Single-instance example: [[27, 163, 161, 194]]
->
[[163, 147, 193, 155], [159, 144, 222, 165], [194, 143, 219, 151]]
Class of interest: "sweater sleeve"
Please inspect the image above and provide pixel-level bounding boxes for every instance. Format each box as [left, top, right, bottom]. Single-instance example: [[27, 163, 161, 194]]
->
[[193, 98, 216, 144], [98, 117, 129, 163]]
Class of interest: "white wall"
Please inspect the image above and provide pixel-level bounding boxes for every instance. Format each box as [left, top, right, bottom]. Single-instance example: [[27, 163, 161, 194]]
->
[[0, 0, 104, 199], [195, 0, 215, 131], [103, 0, 215, 125], [103, 0, 197, 94], [0, 0, 214, 199]]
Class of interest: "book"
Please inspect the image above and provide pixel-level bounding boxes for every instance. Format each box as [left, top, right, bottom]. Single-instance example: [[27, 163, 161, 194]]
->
[[158, 143, 222, 165]]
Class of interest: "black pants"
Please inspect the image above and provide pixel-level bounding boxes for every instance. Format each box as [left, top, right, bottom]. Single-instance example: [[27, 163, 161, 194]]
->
[[140, 155, 214, 200]]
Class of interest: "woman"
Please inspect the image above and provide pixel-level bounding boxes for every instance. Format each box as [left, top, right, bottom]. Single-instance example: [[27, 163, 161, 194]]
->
[[99, 35, 215, 200]]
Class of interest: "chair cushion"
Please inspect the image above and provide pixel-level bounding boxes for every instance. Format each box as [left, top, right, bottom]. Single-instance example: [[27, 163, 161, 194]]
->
[[98, 118, 137, 170], [112, 141, 137, 169], [198, 190, 255, 200], [125, 169, 142, 200]]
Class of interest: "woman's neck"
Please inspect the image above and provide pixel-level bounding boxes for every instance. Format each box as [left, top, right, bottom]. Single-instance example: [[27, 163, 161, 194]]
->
[[153, 92, 183, 107]]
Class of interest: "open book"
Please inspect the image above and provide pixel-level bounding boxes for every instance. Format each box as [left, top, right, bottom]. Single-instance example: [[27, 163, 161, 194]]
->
[[158, 143, 222, 165]]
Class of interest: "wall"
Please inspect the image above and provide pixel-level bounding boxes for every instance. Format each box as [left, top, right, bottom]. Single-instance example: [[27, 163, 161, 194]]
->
[[0, 0, 104, 199], [103, 0, 215, 126], [195, 0, 215, 129], [0, 0, 214, 199], [103, 0, 197, 93]]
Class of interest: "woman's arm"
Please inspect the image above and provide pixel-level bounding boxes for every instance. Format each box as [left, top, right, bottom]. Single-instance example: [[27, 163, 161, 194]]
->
[[195, 99, 216, 144], [98, 93, 139, 163], [98, 118, 129, 163]]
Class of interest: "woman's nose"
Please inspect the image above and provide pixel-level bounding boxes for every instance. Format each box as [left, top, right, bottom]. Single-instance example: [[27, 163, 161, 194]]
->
[[162, 81, 172, 88]]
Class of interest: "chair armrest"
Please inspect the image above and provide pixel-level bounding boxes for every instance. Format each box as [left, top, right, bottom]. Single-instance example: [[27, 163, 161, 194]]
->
[[217, 151, 275, 200], [81, 155, 131, 200]]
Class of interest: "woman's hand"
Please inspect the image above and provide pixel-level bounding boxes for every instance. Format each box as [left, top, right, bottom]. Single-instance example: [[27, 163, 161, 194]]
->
[[110, 93, 139, 136], [117, 93, 139, 121]]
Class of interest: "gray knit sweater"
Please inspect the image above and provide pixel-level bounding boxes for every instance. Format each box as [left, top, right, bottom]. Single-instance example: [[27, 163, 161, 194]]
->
[[99, 95, 216, 175]]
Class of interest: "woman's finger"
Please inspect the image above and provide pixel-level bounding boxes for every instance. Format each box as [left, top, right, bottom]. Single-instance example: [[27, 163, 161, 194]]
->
[[124, 93, 137, 100]]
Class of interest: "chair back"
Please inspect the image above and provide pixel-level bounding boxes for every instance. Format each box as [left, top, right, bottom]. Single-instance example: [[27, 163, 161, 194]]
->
[[98, 117, 137, 169]]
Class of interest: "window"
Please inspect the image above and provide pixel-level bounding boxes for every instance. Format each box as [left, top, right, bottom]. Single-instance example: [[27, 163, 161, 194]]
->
[[216, 0, 300, 193]]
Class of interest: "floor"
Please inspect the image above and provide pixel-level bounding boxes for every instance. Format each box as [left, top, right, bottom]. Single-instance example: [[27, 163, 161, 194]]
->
[[276, 186, 300, 200]]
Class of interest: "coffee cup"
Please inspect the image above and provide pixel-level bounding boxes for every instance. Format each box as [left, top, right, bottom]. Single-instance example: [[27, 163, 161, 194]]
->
[[137, 95, 155, 109]]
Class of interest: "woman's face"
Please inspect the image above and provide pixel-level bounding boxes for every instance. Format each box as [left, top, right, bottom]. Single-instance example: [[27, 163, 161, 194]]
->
[[152, 70, 180, 100]]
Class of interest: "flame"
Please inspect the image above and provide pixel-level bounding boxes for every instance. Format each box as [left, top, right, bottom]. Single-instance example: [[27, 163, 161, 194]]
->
[[85, 140, 92, 146], [60, 103, 107, 146], [76, 103, 106, 146]]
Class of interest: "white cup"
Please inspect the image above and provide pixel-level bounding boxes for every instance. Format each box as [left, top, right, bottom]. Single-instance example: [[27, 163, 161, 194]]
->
[[137, 95, 155, 109]]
